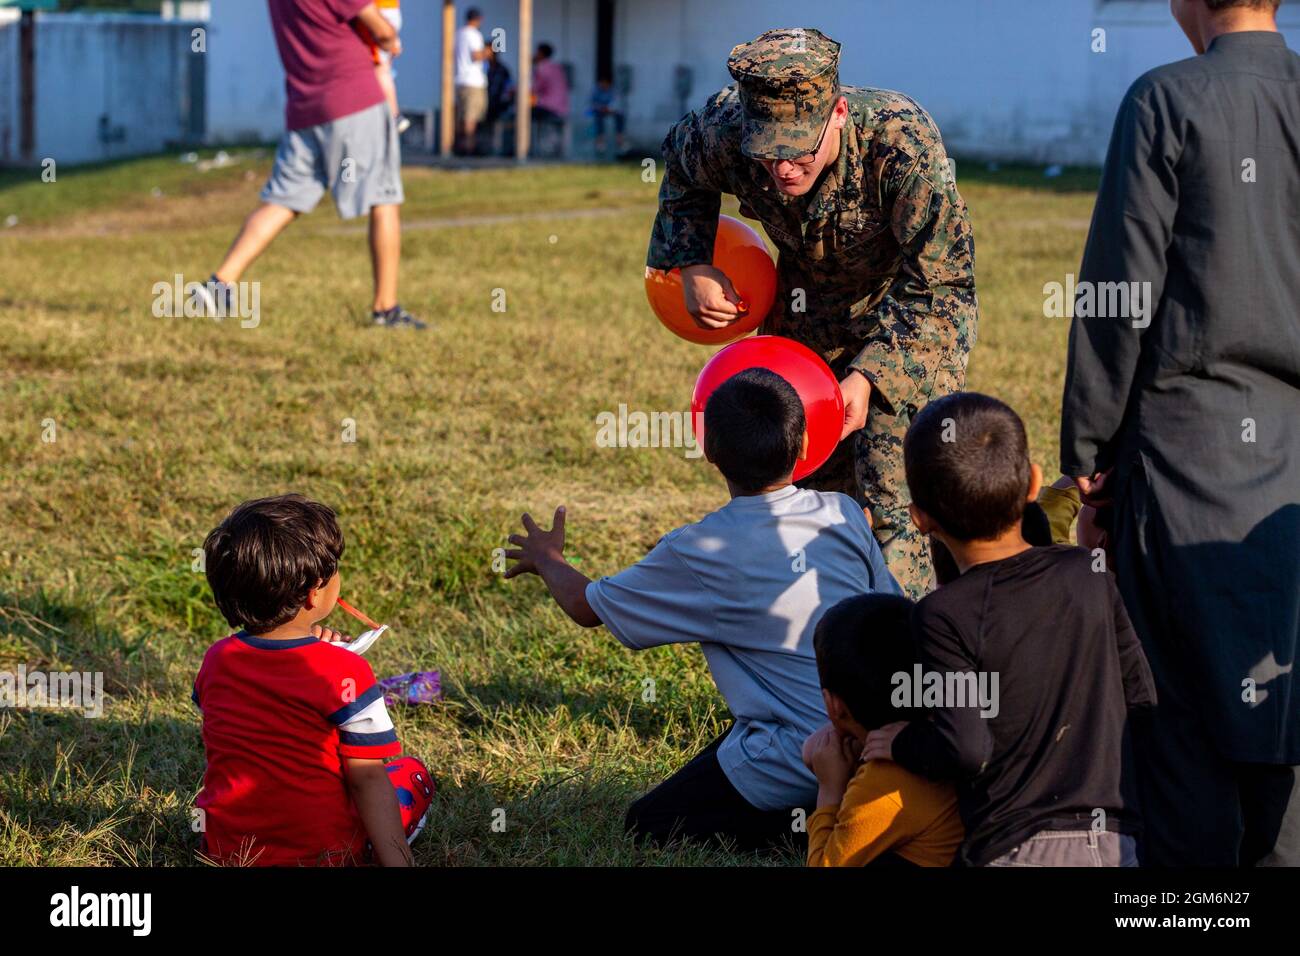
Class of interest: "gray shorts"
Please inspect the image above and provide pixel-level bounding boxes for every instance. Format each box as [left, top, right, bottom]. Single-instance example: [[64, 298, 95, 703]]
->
[[261, 101, 404, 220]]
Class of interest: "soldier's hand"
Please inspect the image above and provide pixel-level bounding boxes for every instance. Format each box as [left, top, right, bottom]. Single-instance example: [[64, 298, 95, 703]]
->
[[681, 264, 746, 329], [839, 369, 872, 439]]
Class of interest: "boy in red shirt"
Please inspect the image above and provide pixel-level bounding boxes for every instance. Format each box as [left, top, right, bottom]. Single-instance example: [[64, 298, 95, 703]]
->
[[193, 494, 431, 866]]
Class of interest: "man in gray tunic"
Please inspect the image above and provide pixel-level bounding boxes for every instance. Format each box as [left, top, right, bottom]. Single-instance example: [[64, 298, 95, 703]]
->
[[1060, 0, 1299, 866]]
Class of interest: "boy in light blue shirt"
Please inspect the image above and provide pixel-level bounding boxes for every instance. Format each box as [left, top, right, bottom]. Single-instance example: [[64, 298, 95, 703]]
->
[[505, 368, 899, 850]]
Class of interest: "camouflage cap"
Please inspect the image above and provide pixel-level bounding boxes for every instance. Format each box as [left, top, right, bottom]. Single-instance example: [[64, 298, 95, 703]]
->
[[727, 28, 841, 161]]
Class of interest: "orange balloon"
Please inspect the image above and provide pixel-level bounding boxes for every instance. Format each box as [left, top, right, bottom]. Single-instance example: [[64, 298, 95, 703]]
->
[[645, 215, 777, 345]]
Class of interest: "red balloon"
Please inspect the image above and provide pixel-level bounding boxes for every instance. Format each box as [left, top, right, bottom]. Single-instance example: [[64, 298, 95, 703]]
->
[[691, 336, 845, 482], [645, 215, 777, 345]]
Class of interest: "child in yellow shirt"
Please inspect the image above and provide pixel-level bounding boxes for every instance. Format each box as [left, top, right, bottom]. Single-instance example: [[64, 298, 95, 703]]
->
[[804, 593, 964, 867]]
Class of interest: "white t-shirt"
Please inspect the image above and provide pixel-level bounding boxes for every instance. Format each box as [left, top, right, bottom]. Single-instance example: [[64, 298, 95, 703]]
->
[[454, 25, 487, 88], [585, 486, 901, 811]]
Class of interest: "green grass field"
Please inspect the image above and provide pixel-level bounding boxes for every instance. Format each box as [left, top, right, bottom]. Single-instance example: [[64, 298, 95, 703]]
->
[[0, 150, 1099, 866]]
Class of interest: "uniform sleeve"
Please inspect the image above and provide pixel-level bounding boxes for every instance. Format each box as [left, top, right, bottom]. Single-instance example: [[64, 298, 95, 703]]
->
[[322, 653, 402, 760], [646, 107, 728, 271], [848, 138, 977, 416], [1110, 574, 1158, 710], [584, 535, 714, 649], [892, 602, 991, 780], [1037, 484, 1083, 545], [806, 764, 932, 867], [1060, 83, 1179, 477]]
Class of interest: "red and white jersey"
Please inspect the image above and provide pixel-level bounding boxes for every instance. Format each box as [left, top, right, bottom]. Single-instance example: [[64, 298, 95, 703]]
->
[[193, 631, 401, 866]]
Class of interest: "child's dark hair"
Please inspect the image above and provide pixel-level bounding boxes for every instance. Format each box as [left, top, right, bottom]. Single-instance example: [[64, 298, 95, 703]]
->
[[814, 593, 920, 730], [703, 367, 805, 494], [203, 494, 344, 635], [903, 392, 1031, 542]]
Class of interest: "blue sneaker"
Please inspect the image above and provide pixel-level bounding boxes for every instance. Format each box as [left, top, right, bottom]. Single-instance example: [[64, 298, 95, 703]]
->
[[372, 304, 427, 330]]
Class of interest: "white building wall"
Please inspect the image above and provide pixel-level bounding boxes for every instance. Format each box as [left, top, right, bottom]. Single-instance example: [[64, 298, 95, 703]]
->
[[612, 0, 1300, 164], [0, 13, 201, 165], [205, 0, 283, 143], [202, 0, 1300, 165]]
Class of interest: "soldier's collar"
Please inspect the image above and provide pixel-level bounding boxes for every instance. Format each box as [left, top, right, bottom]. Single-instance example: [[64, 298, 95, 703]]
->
[[801, 114, 862, 221]]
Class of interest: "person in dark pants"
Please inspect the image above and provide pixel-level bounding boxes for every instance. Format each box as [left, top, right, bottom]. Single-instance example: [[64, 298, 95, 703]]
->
[[1059, 0, 1300, 866], [623, 731, 806, 852]]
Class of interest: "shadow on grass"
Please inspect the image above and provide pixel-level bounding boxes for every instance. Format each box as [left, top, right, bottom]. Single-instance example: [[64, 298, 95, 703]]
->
[[0, 585, 184, 696], [0, 709, 204, 866], [451, 670, 712, 742], [0, 706, 795, 867], [415, 769, 801, 868]]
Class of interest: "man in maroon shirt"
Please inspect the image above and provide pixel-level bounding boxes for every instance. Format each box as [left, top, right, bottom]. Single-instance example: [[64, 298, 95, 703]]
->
[[203, 1, 423, 329]]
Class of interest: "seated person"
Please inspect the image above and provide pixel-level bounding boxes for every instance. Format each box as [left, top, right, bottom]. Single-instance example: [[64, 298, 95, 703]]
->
[[804, 592, 963, 866], [194, 494, 432, 866], [505, 368, 901, 850], [588, 77, 627, 156]]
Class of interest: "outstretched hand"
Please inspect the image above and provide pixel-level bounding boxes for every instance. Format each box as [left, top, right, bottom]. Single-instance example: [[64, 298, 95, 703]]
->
[[504, 506, 567, 579]]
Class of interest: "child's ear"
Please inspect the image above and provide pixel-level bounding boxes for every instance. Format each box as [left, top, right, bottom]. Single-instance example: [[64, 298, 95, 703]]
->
[[909, 502, 933, 535], [302, 579, 324, 610], [822, 687, 846, 723], [798, 429, 810, 462], [1027, 462, 1044, 502]]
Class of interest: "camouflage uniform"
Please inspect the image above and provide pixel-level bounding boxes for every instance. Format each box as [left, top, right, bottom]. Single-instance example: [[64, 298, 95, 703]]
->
[[647, 28, 978, 599]]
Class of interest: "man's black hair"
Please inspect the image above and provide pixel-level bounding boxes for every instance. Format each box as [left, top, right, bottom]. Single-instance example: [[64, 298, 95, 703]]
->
[[537, 42, 554, 59], [903, 392, 1032, 542], [703, 367, 805, 494], [466, 7, 483, 22], [814, 593, 920, 731]]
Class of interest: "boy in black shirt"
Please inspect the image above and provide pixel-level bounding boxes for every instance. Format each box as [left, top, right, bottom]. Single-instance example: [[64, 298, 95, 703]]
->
[[865, 393, 1156, 866]]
